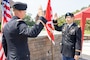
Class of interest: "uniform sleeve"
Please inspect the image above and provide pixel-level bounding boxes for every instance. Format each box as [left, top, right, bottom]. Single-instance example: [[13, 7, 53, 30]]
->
[[17, 21, 44, 37], [2, 34, 7, 57], [75, 27, 82, 55], [53, 20, 63, 31], [17, 17, 47, 37]]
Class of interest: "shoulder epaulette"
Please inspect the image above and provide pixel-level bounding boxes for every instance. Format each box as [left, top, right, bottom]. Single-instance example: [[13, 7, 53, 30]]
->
[[78, 25, 81, 28]]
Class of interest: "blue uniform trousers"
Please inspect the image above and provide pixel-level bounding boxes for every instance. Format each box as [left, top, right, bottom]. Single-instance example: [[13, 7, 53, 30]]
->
[[62, 55, 74, 60]]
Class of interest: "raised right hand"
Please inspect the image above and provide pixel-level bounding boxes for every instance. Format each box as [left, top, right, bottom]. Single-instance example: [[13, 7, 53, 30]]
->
[[37, 6, 44, 17]]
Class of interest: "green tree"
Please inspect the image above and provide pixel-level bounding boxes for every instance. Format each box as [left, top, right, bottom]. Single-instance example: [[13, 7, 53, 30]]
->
[[81, 7, 87, 10], [58, 15, 65, 26], [73, 10, 80, 14], [0, 22, 1, 32], [88, 4, 90, 7], [24, 13, 35, 26], [85, 20, 90, 31]]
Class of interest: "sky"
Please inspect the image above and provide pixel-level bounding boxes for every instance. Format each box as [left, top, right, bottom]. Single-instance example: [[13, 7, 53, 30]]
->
[[13, 0, 90, 19]]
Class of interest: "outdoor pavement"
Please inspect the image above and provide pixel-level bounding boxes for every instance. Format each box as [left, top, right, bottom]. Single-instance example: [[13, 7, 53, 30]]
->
[[39, 31, 90, 60], [79, 40, 90, 60]]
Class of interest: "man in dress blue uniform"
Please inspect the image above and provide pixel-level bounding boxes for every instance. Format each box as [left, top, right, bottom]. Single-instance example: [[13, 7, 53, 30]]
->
[[53, 12, 82, 60], [2, 2, 47, 60]]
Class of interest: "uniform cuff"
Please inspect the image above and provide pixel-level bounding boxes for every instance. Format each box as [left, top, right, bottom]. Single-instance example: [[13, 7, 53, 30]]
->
[[53, 20, 57, 23], [53, 20, 58, 25], [75, 51, 80, 55], [39, 16, 47, 24]]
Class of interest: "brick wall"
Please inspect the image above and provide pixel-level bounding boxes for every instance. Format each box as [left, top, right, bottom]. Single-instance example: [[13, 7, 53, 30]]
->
[[28, 34, 62, 60], [28, 33, 90, 60]]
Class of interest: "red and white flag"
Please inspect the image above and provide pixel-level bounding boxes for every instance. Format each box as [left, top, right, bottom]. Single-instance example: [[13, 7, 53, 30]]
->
[[45, 0, 55, 44], [0, 0, 12, 60], [0, 37, 6, 60], [1, 0, 12, 31]]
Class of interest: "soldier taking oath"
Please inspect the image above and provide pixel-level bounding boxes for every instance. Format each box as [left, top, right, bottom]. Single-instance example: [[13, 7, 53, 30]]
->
[[2, 2, 47, 60], [53, 12, 82, 60]]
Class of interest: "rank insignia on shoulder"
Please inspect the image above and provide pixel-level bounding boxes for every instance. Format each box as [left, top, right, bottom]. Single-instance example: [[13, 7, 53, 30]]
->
[[78, 25, 81, 28]]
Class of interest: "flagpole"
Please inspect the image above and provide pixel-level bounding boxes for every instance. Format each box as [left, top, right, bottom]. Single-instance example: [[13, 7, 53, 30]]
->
[[51, 40, 54, 60], [0, 0, 11, 59], [45, 0, 55, 59]]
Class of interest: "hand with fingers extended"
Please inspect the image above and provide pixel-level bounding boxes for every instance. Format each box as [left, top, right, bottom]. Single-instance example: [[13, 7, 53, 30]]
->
[[53, 13, 58, 25], [37, 5, 44, 17]]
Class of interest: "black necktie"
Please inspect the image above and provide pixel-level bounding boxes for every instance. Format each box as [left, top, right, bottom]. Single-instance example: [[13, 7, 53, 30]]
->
[[67, 25, 69, 29], [67, 25, 69, 32]]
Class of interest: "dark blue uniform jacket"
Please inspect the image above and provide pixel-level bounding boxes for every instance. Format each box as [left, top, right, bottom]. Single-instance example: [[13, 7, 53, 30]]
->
[[2, 16, 45, 60]]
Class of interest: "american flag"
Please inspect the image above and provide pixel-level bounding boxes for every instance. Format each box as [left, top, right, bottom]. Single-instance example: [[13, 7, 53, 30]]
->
[[45, 0, 55, 45], [0, 38, 6, 60], [0, 0, 11, 60], [1, 0, 12, 31]]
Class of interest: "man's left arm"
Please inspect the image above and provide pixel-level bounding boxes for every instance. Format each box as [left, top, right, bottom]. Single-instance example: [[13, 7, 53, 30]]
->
[[2, 34, 7, 57], [74, 27, 82, 60]]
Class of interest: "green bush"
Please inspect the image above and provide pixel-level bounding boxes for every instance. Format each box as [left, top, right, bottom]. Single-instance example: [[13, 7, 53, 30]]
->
[[24, 14, 35, 26], [57, 17, 90, 32], [0, 22, 1, 31]]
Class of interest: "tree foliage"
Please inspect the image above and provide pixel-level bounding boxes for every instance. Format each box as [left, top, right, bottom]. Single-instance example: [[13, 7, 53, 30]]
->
[[57, 15, 65, 26], [24, 13, 35, 26], [85, 20, 90, 31], [57, 6, 90, 31]]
